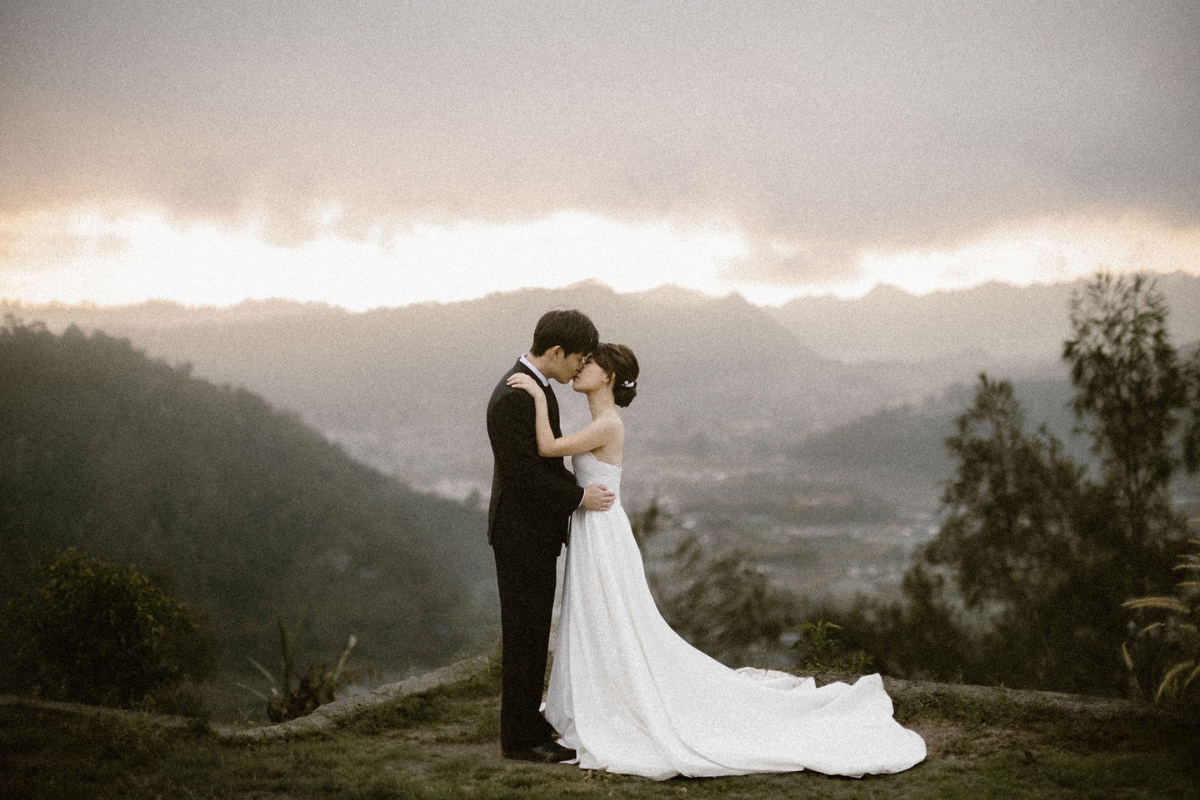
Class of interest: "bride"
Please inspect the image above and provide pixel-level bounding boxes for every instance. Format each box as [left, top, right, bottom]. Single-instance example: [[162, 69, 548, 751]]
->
[[507, 344, 926, 781]]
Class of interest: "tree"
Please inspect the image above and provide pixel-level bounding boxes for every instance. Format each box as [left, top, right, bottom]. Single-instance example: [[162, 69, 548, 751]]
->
[[835, 564, 977, 683], [1063, 272, 1193, 578], [911, 375, 1132, 691], [928, 374, 1085, 614], [887, 273, 1200, 695]]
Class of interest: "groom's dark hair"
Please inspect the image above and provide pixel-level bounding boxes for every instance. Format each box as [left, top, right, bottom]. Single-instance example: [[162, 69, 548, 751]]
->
[[530, 309, 599, 357]]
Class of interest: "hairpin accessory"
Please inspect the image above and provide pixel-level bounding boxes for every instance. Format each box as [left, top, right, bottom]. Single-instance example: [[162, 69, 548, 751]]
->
[[622, 380, 637, 388]]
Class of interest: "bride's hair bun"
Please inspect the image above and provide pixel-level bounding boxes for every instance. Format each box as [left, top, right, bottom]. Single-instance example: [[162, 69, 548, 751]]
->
[[592, 343, 640, 407]]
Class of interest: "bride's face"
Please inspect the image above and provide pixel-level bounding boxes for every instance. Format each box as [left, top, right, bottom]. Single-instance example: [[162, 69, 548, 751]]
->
[[572, 358, 611, 394]]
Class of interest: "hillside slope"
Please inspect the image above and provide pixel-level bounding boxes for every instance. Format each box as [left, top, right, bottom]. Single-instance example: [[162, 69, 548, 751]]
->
[[0, 320, 493, 670]]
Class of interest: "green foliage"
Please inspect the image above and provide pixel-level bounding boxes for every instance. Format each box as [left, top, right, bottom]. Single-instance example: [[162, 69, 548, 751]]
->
[[918, 375, 1137, 692], [630, 500, 798, 663], [0, 549, 217, 709], [855, 273, 1200, 695], [0, 318, 493, 670], [931, 374, 1086, 611], [1123, 534, 1200, 704], [243, 614, 358, 722], [818, 566, 977, 684], [790, 620, 874, 674], [1184, 348, 1200, 472], [1063, 272, 1193, 569], [653, 533, 795, 663]]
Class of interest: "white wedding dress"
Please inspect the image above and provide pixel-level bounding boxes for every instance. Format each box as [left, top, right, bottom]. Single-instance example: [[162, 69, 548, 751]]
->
[[544, 451, 926, 780]]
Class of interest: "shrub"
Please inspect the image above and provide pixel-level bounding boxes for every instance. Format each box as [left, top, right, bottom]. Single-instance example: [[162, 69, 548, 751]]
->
[[0, 549, 218, 708], [1123, 534, 1200, 704], [245, 614, 358, 722], [791, 619, 875, 675], [656, 535, 795, 663]]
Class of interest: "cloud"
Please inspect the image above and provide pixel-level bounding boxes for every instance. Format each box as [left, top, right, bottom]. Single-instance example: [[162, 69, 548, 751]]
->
[[1, 1, 1198, 287], [0, 207, 751, 309]]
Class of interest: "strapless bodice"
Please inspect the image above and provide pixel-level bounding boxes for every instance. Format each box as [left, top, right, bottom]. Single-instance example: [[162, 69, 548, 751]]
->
[[572, 451, 622, 495]]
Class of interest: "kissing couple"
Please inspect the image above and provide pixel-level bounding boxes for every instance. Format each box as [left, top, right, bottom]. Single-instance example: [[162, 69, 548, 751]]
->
[[486, 309, 926, 780]]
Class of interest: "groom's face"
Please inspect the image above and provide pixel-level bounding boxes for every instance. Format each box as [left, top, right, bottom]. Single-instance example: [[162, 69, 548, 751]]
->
[[546, 347, 588, 383]]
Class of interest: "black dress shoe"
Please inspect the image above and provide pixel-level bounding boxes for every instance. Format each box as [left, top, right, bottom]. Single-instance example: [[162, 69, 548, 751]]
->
[[502, 741, 577, 763]]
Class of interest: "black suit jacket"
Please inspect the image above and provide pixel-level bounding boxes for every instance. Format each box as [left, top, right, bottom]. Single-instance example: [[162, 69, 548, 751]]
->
[[486, 360, 585, 554]]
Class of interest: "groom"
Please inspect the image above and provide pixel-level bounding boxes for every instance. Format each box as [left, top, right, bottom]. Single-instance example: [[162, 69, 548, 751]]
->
[[486, 309, 615, 763]]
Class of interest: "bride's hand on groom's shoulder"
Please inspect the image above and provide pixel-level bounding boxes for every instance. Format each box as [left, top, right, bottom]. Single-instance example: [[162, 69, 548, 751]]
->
[[507, 373, 540, 396], [582, 483, 615, 512]]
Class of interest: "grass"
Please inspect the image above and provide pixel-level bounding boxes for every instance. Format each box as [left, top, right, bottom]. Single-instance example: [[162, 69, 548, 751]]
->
[[3, 669, 1198, 799]]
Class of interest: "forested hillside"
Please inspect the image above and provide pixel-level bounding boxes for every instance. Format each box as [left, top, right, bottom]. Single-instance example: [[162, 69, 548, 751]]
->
[[794, 376, 1087, 495], [0, 320, 494, 671]]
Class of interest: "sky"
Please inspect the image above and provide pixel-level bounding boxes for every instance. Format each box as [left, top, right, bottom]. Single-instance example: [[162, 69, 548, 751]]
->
[[2, 1, 1198, 310]]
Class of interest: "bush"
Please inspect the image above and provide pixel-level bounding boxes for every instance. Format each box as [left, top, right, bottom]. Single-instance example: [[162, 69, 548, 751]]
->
[[655, 535, 795, 663], [1123, 535, 1200, 704], [791, 619, 874, 675], [245, 614, 358, 722], [0, 549, 218, 708]]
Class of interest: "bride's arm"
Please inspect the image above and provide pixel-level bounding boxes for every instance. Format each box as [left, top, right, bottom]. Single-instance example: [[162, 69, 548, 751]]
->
[[536, 415, 618, 458], [507, 373, 619, 457]]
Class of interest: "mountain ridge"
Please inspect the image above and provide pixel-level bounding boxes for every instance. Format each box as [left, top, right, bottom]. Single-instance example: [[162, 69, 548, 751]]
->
[[771, 272, 1200, 364], [4, 273, 1198, 494]]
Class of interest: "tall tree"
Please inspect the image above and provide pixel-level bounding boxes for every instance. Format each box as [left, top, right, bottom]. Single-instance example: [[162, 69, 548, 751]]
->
[[880, 273, 1200, 694], [917, 375, 1128, 691], [927, 375, 1084, 615], [1063, 272, 1194, 589]]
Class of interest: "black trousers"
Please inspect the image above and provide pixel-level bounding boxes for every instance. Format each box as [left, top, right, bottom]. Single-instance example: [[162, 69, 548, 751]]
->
[[492, 537, 559, 751]]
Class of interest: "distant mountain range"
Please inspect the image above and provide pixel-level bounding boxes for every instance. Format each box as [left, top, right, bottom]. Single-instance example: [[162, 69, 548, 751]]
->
[[5, 273, 1198, 498], [0, 283, 876, 492], [772, 273, 1200, 365]]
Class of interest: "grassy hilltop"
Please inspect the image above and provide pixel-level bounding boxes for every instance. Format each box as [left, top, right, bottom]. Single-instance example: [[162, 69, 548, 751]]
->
[[2, 661, 1197, 799]]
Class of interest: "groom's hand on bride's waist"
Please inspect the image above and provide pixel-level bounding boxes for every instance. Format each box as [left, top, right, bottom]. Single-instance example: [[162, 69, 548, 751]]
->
[[581, 484, 615, 511]]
